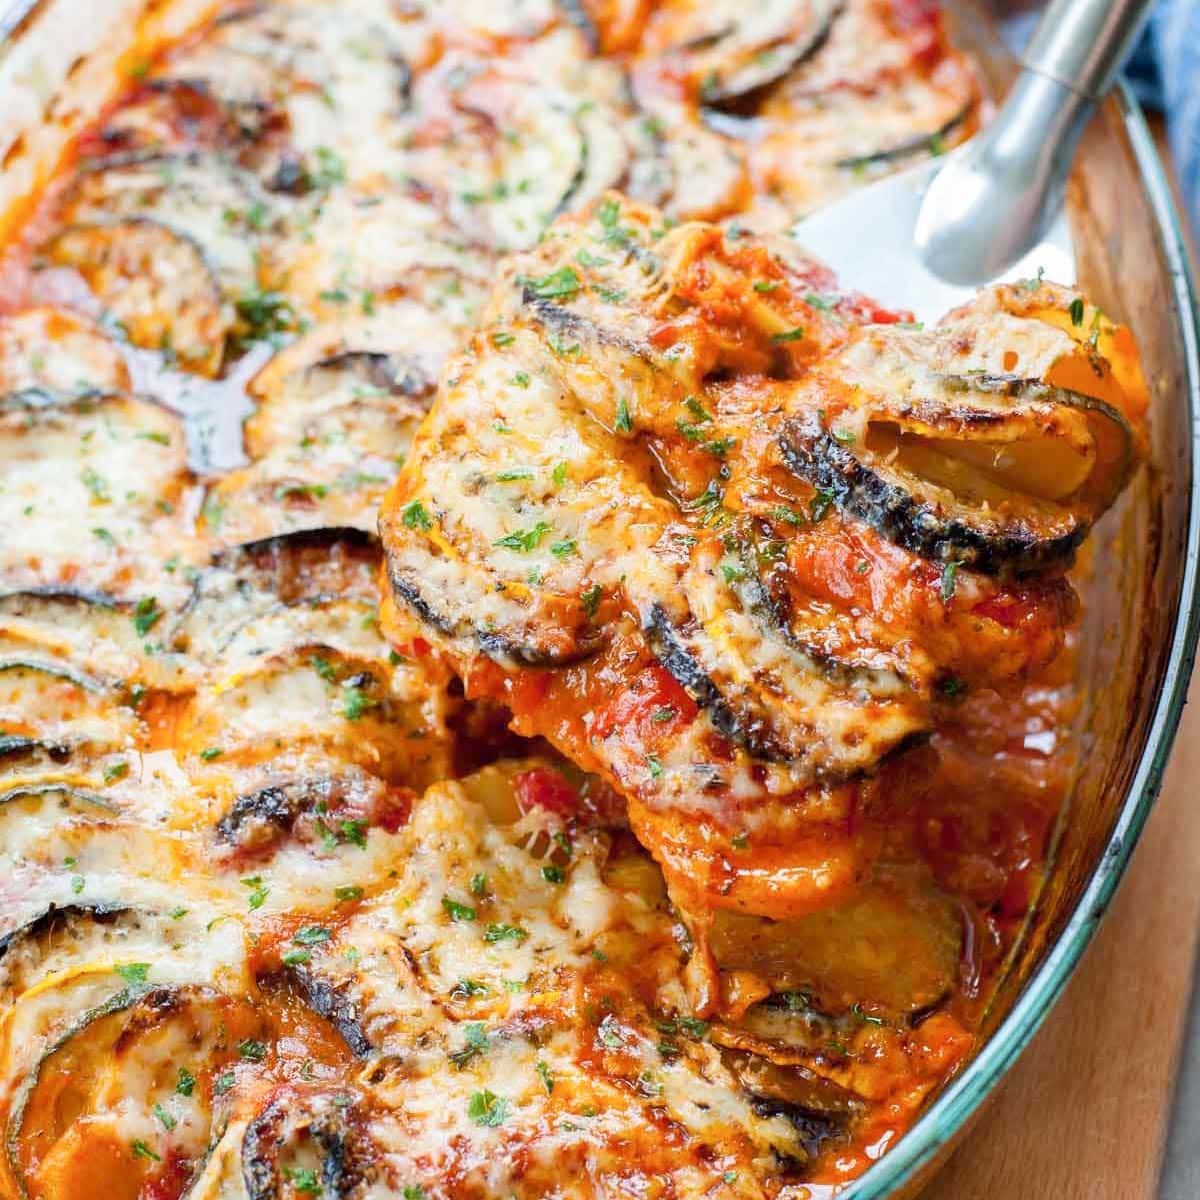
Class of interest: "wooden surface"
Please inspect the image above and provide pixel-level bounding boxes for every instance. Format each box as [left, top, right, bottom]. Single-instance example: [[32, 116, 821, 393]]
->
[[922, 124, 1198, 1200]]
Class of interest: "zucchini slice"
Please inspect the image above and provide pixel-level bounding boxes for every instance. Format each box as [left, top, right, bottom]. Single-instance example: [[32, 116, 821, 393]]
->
[[214, 768, 406, 859], [750, 66, 977, 217], [0, 588, 191, 692], [44, 220, 228, 376], [412, 55, 629, 252], [205, 348, 430, 543], [778, 355, 1135, 576], [245, 349, 436, 460], [0, 657, 135, 750], [265, 188, 490, 335], [6, 985, 264, 1200], [81, 78, 277, 162], [176, 528, 380, 662]]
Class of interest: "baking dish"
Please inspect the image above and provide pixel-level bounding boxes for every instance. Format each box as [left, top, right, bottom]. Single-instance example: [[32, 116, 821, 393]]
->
[[0, 1, 1195, 1197]]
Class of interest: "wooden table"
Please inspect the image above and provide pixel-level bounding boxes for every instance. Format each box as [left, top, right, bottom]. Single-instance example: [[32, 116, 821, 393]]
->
[[923, 126, 1198, 1200]]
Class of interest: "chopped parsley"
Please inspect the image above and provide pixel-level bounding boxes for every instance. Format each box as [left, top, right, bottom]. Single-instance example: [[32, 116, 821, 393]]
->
[[442, 896, 477, 922], [114, 962, 150, 985], [495, 467, 535, 482], [283, 1166, 321, 1195], [81, 467, 110, 503], [131, 1140, 161, 1162], [338, 818, 368, 848], [1069, 297, 1085, 326], [132, 597, 163, 637], [241, 875, 269, 911], [536, 1060, 555, 1093], [175, 1067, 195, 1097], [483, 923, 528, 944], [770, 326, 805, 343], [310, 654, 337, 682], [341, 685, 376, 721], [199, 746, 222, 761], [153, 1103, 176, 1131], [580, 584, 602, 618], [940, 559, 961, 603], [519, 266, 580, 301], [449, 1022, 490, 1068], [614, 397, 633, 434], [237, 1038, 267, 1062], [402, 500, 433, 530], [494, 522, 551, 552], [293, 925, 331, 946], [235, 288, 294, 342], [103, 761, 129, 784], [467, 1089, 508, 1127], [334, 885, 364, 902], [542, 864, 565, 884]]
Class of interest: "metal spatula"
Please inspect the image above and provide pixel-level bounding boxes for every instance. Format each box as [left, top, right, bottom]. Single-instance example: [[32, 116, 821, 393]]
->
[[792, 0, 1155, 323]]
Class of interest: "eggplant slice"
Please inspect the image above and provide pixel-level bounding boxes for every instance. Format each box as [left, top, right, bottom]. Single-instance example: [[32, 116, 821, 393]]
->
[[242, 1093, 375, 1200], [381, 329, 677, 669], [643, 535, 929, 780], [58, 152, 264, 298], [0, 390, 192, 596], [43, 220, 229, 376], [204, 348, 436, 547], [645, 0, 843, 103], [0, 308, 129, 400], [777, 321, 1135, 575]]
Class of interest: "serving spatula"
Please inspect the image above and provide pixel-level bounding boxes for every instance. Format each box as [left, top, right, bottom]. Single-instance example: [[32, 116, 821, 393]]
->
[[792, 0, 1155, 324]]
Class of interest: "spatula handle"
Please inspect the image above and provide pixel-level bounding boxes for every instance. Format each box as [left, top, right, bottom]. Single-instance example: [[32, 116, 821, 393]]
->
[[1021, 0, 1156, 101], [913, 0, 1155, 284]]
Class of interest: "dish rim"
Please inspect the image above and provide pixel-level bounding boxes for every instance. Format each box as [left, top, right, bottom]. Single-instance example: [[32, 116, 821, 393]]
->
[[844, 80, 1200, 1199], [0, 2, 1193, 1194]]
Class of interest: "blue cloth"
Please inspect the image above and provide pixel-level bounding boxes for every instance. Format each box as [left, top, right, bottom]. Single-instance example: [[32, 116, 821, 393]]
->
[[1134, 2, 1200, 238]]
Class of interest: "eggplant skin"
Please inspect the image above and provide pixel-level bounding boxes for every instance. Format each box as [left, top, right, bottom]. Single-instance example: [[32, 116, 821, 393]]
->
[[242, 1097, 367, 1200], [215, 779, 320, 848], [748, 1097, 844, 1162], [385, 560, 601, 670], [0, 902, 128, 960], [284, 965, 374, 1059], [646, 603, 790, 762], [777, 422, 1088, 576], [833, 102, 971, 170]]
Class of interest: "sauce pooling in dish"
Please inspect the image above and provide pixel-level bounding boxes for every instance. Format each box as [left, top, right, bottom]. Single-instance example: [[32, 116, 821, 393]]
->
[[0, 2, 1146, 1196]]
